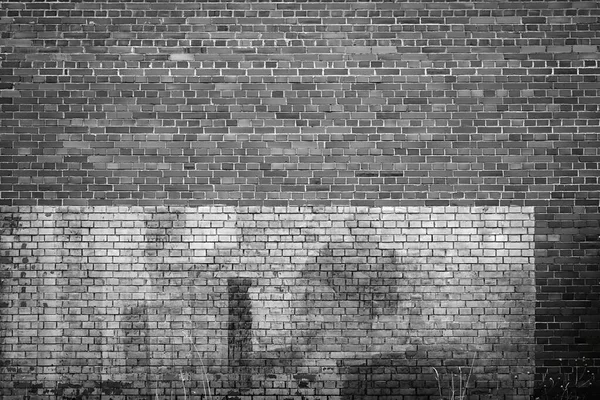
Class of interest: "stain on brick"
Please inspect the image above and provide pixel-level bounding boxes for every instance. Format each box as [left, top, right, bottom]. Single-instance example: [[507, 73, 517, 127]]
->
[[12, 381, 43, 393], [54, 382, 95, 400], [121, 302, 151, 395], [98, 379, 132, 395], [294, 373, 316, 388], [1, 215, 20, 235], [228, 278, 253, 390]]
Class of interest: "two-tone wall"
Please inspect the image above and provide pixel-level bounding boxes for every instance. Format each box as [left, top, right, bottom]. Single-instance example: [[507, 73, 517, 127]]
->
[[0, 0, 599, 399]]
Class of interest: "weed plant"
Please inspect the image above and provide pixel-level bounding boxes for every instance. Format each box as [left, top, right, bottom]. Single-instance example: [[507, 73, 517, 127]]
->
[[433, 356, 475, 400], [154, 332, 214, 400], [533, 358, 598, 400]]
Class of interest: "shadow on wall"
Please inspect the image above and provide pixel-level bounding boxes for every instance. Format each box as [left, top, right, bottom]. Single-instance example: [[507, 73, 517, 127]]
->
[[337, 351, 496, 400], [339, 352, 435, 400], [239, 348, 489, 400]]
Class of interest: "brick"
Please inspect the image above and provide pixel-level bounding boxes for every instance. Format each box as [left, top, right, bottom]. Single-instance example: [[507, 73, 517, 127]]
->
[[520, 46, 546, 54], [522, 17, 546, 24], [371, 46, 397, 54], [547, 46, 572, 53], [572, 45, 598, 53]]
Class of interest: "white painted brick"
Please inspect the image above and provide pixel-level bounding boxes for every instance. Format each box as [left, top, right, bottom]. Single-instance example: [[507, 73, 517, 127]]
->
[[0, 205, 536, 398]]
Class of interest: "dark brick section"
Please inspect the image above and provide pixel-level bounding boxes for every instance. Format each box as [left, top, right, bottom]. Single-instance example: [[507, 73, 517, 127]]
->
[[534, 208, 600, 378], [0, 0, 597, 209], [0, 0, 599, 398]]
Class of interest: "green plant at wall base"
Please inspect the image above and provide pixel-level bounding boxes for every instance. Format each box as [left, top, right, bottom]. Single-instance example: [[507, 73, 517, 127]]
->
[[433, 356, 475, 400]]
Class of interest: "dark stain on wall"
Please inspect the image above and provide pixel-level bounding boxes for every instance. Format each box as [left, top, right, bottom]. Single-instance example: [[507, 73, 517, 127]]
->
[[0, 213, 18, 394], [301, 215, 404, 321], [294, 372, 317, 389], [339, 352, 430, 400], [0, 214, 20, 236], [11, 379, 134, 399], [98, 379, 132, 396], [12, 381, 43, 394], [121, 302, 151, 395], [228, 278, 254, 391], [338, 351, 488, 400], [53, 382, 95, 400]]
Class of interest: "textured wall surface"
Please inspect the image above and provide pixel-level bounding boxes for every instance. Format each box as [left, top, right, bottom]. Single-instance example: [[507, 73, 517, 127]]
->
[[0, 0, 598, 209], [0, 206, 535, 399], [0, 0, 599, 399]]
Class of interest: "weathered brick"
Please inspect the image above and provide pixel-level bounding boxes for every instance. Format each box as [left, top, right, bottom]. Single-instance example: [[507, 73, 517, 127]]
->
[[0, 206, 536, 398]]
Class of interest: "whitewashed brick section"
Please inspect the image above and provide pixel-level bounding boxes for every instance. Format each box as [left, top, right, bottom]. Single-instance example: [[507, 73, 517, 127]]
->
[[0, 206, 535, 400]]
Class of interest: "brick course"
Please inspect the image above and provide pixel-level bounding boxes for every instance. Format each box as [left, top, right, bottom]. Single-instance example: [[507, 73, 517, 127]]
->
[[0, 0, 599, 398]]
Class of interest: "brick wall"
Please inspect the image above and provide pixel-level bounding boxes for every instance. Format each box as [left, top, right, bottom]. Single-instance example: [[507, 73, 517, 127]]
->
[[0, 0, 599, 399], [0, 206, 535, 399]]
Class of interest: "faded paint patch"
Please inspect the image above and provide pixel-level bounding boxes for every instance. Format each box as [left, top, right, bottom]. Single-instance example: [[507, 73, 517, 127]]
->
[[0, 206, 535, 399]]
